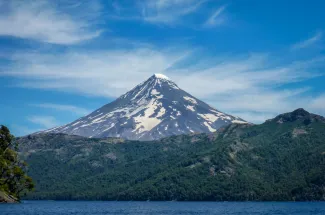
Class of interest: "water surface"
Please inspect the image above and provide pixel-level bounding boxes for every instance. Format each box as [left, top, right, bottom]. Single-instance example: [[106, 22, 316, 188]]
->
[[1, 201, 325, 215]]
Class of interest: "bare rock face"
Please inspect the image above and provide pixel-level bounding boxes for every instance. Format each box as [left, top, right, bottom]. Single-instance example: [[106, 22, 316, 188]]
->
[[0, 191, 18, 203], [40, 74, 246, 140], [292, 128, 308, 138]]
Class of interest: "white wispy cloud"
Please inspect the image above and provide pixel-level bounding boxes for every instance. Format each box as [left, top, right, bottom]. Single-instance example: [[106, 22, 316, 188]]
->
[[291, 32, 322, 50], [10, 124, 44, 137], [227, 93, 325, 123], [110, 0, 207, 25], [30, 103, 91, 115], [205, 88, 311, 123], [2, 48, 188, 97], [309, 94, 325, 111], [27, 116, 60, 128], [1, 45, 325, 123], [0, 0, 102, 44], [141, 0, 206, 24], [204, 5, 227, 27], [110, 1, 229, 27]]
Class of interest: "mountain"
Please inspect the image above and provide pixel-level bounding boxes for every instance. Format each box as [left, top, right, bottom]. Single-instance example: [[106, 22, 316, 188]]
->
[[18, 109, 325, 201], [42, 74, 246, 140]]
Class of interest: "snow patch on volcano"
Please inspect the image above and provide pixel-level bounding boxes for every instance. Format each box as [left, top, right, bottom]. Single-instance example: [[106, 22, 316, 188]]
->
[[184, 96, 197, 104]]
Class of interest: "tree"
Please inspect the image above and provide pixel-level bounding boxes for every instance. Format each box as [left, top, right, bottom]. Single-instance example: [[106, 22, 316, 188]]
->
[[0, 125, 34, 201]]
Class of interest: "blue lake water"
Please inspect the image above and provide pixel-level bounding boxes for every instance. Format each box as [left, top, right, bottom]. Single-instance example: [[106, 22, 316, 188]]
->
[[1, 201, 325, 215]]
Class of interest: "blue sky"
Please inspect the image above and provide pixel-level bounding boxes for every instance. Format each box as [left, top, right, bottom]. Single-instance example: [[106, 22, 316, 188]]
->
[[0, 0, 325, 136]]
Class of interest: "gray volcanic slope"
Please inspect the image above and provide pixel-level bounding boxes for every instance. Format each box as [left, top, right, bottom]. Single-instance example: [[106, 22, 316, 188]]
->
[[42, 74, 247, 140]]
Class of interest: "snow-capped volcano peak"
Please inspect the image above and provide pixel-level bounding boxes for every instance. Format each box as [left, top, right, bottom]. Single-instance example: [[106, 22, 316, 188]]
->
[[43, 74, 247, 140], [120, 73, 179, 101], [153, 73, 170, 80]]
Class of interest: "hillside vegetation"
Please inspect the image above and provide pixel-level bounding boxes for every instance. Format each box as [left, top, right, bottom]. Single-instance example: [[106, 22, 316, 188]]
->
[[0, 126, 34, 203], [18, 109, 325, 201]]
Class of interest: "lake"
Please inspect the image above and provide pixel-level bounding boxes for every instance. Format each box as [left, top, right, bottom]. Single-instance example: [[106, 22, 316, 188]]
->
[[1, 201, 325, 215]]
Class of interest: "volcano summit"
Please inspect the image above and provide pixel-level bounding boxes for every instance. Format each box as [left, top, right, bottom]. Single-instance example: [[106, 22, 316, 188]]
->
[[43, 74, 247, 140]]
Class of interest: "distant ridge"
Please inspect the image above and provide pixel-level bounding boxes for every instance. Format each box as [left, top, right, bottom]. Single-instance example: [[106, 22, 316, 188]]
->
[[18, 108, 325, 201], [268, 108, 325, 124]]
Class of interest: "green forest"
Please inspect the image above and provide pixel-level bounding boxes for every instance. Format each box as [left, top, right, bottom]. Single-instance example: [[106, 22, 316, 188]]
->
[[0, 126, 34, 202], [17, 109, 325, 201]]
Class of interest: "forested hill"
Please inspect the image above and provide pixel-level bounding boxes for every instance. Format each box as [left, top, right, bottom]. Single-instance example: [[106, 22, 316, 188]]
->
[[0, 126, 34, 203], [17, 108, 325, 201]]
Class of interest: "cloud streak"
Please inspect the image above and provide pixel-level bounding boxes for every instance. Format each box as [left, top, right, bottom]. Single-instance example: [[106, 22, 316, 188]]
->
[[10, 125, 44, 137], [204, 5, 227, 27], [109, 0, 207, 25], [0, 0, 102, 44], [141, 0, 206, 24], [1, 45, 325, 123], [30, 103, 91, 115], [27, 116, 60, 128], [291, 32, 322, 50], [2, 48, 188, 97]]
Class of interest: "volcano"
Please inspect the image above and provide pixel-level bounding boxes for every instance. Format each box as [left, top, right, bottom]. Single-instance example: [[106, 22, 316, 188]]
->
[[43, 74, 247, 140]]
